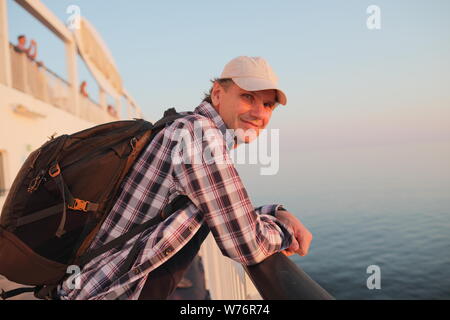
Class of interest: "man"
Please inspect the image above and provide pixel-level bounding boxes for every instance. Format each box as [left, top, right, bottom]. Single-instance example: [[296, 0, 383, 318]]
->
[[16, 35, 38, 60], [58, 56, 312, 300], [80, 81, 89, 98]]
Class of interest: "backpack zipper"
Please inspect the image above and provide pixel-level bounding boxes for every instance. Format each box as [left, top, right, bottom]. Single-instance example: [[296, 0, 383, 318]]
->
[[27, 170, 46, 193]]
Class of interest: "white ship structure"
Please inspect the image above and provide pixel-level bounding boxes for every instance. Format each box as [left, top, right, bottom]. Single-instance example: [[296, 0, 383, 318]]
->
[[0, 0, 264, 300]]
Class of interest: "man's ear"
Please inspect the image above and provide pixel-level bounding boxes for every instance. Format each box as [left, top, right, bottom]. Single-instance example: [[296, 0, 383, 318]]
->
[[211, 82, 222, 108]]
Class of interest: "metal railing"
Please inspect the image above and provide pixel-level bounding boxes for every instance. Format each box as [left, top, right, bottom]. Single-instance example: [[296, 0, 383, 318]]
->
[[10, 44, 71, 112], [200, 234, 262, 300], [78, 95, 116, 124], [8, 43, 123, 124], [245, 253, 334, 300], [200, 234, 334, 300]]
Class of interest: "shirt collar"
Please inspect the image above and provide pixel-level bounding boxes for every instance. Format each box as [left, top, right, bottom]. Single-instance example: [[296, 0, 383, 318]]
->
[[193, 101, 239, 149], [193, 101, 227, 134]]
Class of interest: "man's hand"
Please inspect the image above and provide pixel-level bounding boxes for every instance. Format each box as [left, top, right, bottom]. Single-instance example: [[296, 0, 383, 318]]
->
[[275, 209, 313, 257]]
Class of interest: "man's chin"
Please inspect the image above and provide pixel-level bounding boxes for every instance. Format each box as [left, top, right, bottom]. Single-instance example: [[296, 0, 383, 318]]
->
[[235, 132, 258, 145], [244, 136, 257, 144]]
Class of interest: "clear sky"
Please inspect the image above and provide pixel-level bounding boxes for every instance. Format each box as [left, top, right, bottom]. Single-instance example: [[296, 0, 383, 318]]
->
[[7, 0, 450, 151]]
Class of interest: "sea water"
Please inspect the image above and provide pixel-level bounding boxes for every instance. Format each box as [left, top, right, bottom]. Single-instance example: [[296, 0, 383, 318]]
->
[[237, 140, 450, 299]]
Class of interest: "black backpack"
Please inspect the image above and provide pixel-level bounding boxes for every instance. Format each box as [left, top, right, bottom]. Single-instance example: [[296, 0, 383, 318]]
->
[[0, 108, 190, 299]]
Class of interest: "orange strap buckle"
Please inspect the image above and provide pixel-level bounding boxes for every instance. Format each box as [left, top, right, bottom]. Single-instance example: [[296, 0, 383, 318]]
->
[[48, 163, 61, 178], [68, 199, 90, 212]]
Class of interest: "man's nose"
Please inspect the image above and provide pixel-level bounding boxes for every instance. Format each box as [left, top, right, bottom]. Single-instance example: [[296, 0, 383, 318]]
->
[[249, 101, 267, 120]]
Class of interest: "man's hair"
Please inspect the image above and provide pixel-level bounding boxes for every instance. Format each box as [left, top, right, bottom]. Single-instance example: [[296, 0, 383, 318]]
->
[[203, 78, 280, 105], [18, 35, 26, 40], [202, 78, 234, 104]]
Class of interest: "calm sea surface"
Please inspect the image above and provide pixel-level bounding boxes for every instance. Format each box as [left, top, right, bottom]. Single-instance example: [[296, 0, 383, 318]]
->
[[236, 140, 450, 299]]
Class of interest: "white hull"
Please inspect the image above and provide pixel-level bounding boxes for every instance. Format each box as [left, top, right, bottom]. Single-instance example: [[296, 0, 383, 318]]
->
[[0, 84, 103, 209]]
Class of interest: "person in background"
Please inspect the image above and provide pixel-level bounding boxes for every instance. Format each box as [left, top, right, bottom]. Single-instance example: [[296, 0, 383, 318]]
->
[[80, 81, 89, 98], [107, 104, 118, 118], [16, 35, 38, 60]]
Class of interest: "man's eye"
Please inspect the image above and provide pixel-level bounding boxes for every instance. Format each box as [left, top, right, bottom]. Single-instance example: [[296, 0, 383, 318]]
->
[[242, 94, 253, 101], [264, 103, 275, 109]]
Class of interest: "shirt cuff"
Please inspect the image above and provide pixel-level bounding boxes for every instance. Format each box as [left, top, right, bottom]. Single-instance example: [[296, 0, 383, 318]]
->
[[260, 213, 294, 251], [255, 204, 287, 216]]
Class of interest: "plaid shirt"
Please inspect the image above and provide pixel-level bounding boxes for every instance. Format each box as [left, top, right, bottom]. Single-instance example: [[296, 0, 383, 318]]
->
[[59, 101, 293, 300]]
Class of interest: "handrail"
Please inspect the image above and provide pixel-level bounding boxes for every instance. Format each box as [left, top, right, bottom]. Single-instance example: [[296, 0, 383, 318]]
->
[[41, 62, 70, 86], [7, 42, 143, 121], [244, 252, 335, 300], [9, 43, 69, 86], [85, 95, 101, 107]]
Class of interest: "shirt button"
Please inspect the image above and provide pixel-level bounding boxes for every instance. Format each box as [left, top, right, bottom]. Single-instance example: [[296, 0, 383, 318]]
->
[[132, 268, 140, 275], [188, 225, 194, 232], [164, 248, 173, 256]]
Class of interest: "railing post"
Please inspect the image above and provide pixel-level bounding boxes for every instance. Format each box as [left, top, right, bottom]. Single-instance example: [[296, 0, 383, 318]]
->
[[115, 96, 121, 119], [99, 87, 106, 109], [99, 87, 107, 122], [65, 37, 79, 117], [126, 98, 131, 119], [0, 0, 12, 87], [19, 51, 29, 93]]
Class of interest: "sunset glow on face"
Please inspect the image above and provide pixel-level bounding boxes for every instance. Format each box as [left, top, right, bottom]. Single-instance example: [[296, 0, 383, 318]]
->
[[211, 82, 278, 144]]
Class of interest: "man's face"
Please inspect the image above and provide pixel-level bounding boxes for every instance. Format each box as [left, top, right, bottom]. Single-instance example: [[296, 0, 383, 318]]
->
[[211, 81, 278, 144], [18, 36, 26, 46]]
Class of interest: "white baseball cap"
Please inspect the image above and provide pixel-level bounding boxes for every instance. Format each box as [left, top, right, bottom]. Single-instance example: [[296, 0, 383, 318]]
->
[[220, 56, 287, 105]]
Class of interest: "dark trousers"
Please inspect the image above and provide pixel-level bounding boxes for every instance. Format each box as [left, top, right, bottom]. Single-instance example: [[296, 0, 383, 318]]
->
[[138, 223, 209, 300]]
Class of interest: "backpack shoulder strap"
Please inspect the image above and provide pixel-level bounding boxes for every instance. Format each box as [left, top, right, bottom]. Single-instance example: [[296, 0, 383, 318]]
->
[[77, 195, 190, 267], [151, 107, 193, 131]]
